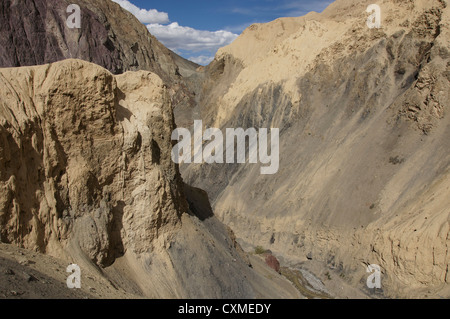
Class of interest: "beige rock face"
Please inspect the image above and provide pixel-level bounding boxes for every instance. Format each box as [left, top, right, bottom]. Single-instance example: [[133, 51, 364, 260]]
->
[[0, 59, 303, 298], [0, 59, 183, 264], [183, 0, 450, 297]]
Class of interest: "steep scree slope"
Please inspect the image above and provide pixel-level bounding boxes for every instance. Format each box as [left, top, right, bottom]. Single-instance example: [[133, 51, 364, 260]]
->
[[182, 0, 450, 297]]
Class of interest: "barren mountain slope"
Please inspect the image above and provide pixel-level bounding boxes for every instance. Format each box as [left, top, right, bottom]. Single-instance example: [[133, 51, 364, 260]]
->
[[182, 0, 450, 297], [0, 59, 301, 298], [0, 0, 199, 120]]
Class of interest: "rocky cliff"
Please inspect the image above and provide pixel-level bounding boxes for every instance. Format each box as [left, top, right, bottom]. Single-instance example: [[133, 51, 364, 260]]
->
[[0, 0, 199, 123], [183, 0, 450, 297], [1, 0, 449, 299], [0, 59, 302, 298]]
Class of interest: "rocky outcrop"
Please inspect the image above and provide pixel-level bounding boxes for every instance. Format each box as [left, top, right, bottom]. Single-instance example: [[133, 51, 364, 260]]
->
[[265, 253, 281, 274], [182, 0, 450, 297], [0, 59, 302, 298], [0, 58, 184, 265], [0, 0, 199, 119]]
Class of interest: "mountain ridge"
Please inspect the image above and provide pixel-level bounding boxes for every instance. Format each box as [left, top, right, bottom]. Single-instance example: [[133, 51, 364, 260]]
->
[[0, 58, 303, 298], [0, 0, 200, 121], [182, 0, 450, 298], [0, 0, 448, 299]]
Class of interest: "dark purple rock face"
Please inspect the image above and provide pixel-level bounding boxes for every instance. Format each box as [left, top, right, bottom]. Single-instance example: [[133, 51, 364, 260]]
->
[[1, 0, 116, 72], [0, 0, 199, 117], [0, 0, 192, 78]]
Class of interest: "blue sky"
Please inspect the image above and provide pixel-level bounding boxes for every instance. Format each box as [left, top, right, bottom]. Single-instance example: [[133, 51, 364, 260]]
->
[[112, 0, 332, 65]]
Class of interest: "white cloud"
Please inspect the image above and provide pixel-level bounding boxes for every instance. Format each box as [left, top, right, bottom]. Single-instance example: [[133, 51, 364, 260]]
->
[[111, 0, 169, 24], [112, 0, 238, 65], [188, 55, 215, 65], [147, 23, 238, 53]]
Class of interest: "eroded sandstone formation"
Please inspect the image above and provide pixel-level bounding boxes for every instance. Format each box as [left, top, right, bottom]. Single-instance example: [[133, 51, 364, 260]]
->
[[0, 59, 183, 264], [0, 59, 303, 298]]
